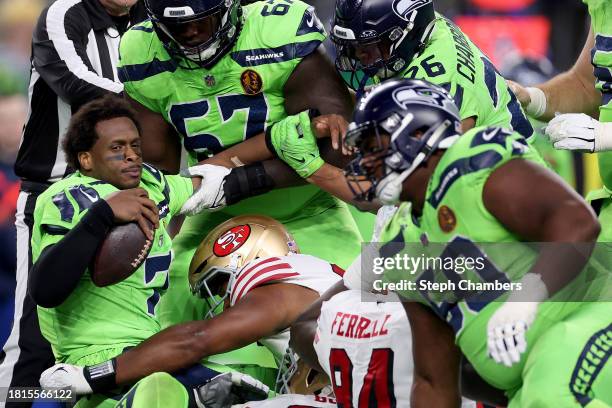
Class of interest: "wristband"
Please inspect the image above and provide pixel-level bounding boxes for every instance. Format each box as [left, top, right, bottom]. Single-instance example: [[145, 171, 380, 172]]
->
[[223, 163, 275, 205], [594, 121, 612, 152], [84, 358, 117, 393], [525, 87, 547, 119]]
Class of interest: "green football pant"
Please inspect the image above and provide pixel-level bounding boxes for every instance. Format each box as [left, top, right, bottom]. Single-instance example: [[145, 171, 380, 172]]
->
[[114, 372, 189, 408], [508, 302, 612, 408]]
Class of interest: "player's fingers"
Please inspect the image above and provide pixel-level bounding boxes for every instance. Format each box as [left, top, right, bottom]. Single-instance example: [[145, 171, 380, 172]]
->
[[494, 328, 512, 367], [330, 123, 341, 151], [507, 80, 529, 106], [136, 215, 154, 240], [505, 334, 521, 364], [131, 187, 149, 198], [139, 196, 158, 214], [140, 205, 159, 230], [487, 333, 501, 363]]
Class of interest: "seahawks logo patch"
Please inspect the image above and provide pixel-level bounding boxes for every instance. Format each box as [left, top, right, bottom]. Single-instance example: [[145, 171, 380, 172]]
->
[[392, 0, 431, 20], [392, 85, 451, 110]]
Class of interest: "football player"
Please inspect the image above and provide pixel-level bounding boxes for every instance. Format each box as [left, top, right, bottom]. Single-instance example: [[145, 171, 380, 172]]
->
[[509, 1, 612, 243], [40, 215, 348, 407], [291, 79, 612, 407], [29, 95, 268, 408], [200, 0, 541, 215], [330, 0, 533, 136], [117, 0, 364, 343]]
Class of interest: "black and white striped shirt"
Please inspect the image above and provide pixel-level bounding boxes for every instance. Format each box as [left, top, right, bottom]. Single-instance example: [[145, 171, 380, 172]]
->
[[14, 0, 146, 184]]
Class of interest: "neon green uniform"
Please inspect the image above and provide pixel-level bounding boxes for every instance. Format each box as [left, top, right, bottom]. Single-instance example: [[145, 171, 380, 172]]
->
[[32, 166, 194, 407], [118, 1, 363, 336], [33, 165, 192, 365], [378, 127, 612, 407], [584, 0, 612, 246], [343, 15, 535, 142]]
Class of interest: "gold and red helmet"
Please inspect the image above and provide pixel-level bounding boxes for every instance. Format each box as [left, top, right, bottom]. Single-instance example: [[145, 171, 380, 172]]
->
[[189, 215, 298, 317], [276, 350, 332, 396]]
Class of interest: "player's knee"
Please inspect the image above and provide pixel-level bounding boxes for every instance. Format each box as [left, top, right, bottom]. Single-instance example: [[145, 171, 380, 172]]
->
[[116, 372, 189, 408]]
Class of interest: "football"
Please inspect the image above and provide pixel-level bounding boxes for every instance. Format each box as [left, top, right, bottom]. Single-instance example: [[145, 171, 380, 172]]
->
[[91, 220, 154, 287]]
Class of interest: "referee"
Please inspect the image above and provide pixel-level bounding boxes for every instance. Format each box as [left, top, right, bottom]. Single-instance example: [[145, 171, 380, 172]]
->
[[1, 1, 145, 406]]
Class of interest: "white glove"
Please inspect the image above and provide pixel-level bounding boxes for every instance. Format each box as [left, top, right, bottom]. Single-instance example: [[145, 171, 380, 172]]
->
[[40, 363, 93, 395], [371, 205, 398, 241], [545, 113, 612, 152], [486, 273, 548, 367], [180, 164, 231, 215]]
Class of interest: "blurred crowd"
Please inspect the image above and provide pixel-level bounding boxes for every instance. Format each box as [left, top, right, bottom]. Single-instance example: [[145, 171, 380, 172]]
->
[[0, 0, 592, 347]]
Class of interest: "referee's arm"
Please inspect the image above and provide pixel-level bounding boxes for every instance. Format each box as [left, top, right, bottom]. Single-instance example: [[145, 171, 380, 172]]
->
[[31, 4, 123, 109]]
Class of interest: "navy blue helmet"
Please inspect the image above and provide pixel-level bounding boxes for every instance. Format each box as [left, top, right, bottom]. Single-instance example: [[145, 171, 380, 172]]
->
[[145, 0, 241, 68], [345, 78, 461, 204], [331, 0, 436, 87]]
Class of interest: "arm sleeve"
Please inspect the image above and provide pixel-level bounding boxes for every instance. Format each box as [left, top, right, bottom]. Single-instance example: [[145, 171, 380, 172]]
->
[[29, 200, 115, 308], [32, 5, 122, 109]]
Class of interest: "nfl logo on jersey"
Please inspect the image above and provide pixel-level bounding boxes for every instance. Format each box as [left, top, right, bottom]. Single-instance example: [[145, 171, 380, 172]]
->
[[204, 75, 216, 87]]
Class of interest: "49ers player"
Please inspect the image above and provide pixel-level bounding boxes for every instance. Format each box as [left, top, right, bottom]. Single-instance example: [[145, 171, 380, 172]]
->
[[38, 215, 345, 401]]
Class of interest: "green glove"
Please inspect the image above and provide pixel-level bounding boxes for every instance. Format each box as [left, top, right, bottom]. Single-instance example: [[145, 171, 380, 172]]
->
[[265, 110, 324, 178]]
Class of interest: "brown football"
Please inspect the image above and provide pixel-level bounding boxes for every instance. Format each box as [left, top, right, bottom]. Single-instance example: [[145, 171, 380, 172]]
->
[[91, 220, 154, 287]]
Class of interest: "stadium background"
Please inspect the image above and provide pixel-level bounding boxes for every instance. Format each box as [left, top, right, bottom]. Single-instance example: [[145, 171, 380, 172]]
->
[[0, 0, 595, 350]]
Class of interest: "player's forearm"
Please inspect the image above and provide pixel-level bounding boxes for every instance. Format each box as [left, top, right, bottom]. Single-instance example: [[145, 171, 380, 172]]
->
[[536, 28, 600, 121], [115, 321, 220, 384], [537, 71, 601, 121], [203, 133, 273, 168], [528, 202, 599, 296], [308, 164, 378, 211]]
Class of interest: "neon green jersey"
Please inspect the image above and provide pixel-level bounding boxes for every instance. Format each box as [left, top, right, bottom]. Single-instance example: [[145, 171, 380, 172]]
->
[[584, 0, 612, 123], [118, 0, 328, 218], [583, 0, 612, 188], [342, 15, 535, 141], [33, 165, 193, 364], [379, 127, 611, 391]]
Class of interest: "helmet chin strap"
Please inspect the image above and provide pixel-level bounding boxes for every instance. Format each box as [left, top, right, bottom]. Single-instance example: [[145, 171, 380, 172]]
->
[[375, 120, 457, 205]]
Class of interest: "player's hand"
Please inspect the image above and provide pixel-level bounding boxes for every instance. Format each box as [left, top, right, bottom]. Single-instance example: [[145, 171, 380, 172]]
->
[[180, 164, 231, 215], [105, 188, 159, 240], [486, 302, 539, 367], [545, 113, 612, 152], [312, 114, 351, 155], [265, 110, 324, 178], [195, 372, 269, 408], [507, 80, 530, 108], [229, 371, 269, 402], [40, 363, 93, 395]]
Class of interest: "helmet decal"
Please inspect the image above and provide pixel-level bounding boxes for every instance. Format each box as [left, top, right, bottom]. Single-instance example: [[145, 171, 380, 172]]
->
[[392, 85, 450, 109], [213, 225, 251, 257], [392, 0, 431, 20]]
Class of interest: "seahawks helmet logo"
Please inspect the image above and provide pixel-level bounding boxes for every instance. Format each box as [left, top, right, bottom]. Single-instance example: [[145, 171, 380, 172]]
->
[[392, 85, 453, 110], [392, 0, 432, 20]]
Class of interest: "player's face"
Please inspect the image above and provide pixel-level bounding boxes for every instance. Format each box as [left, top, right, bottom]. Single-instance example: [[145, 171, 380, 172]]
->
[[166, 14, 220, 48], [80, 117, 143, 189], [352, 40, 391, 67], [359, 130, 391, 181]]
